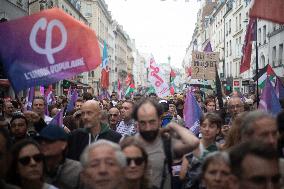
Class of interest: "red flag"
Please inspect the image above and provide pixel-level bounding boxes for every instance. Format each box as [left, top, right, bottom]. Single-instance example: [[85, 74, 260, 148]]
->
[[250, 0, 284, 24], [125, 73, 132, 86], [186, 67, 192, 77], [101, 41, 109, 89], [240, 19, 256, 74], [170, 69, 176, 78], [101, 68, 109, 89], [117, 79, 122, 100], [118, 79, 121, 91], [170, 86, 175, 95]]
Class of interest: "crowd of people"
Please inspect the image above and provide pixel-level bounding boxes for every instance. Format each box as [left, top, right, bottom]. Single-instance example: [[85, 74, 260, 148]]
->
[[0, 88, 283, 189]]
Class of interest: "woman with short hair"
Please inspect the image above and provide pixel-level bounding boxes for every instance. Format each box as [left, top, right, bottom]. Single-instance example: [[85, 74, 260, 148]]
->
[[200, 152, 231, 189]]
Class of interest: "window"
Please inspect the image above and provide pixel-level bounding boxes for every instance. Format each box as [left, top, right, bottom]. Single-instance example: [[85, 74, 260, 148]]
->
[[279, 44, 283, 65], [272, 46, 277, 66], [226, 23, 228, 36], [230, 62, 232, 76], [235, 17, 238, 32], [263, 25, 266, 44], [229, 19, 231, 33], [273, 24, 277, 31], [235, 63, 238, 78], [16, 0, 23, 6], [85, 4, 92, 17], [239, 13, 241, 30], [229, 40, 232, 55], [236, 38, 239, 57], [258, 28, 262, 45], [226, 42, 229, 57]]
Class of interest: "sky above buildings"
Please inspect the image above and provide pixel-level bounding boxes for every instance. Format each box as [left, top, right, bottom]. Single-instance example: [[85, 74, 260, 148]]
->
[[105, 0, 201, 68]]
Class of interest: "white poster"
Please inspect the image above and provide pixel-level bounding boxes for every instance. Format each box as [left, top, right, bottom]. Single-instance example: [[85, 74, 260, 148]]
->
[[148, 56, 170, 98]]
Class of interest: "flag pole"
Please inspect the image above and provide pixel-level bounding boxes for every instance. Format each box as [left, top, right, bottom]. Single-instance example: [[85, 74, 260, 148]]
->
[[255, 19, 259, 108]]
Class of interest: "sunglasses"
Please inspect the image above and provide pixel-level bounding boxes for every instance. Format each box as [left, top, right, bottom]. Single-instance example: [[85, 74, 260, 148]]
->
[[126, 157, 144, 166], [18, 154, 44, 166]]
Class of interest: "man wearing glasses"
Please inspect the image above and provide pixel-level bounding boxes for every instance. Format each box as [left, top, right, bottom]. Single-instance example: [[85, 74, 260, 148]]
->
[[227, 96, 244, 122], [108, 107, 120, 130]]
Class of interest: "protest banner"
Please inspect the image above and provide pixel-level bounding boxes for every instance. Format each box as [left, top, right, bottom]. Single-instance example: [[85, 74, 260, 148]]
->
[[0, 8, 101, 93], [191, 51, 219, 80], [148, 55, 170, 98]]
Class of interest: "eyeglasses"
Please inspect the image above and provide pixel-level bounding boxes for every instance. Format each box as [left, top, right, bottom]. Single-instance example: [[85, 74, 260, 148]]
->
[[18, 153, 44, 166], [126, 157, 144, 166], [228, 104, 243, 109], [109, 114, 119, 117]]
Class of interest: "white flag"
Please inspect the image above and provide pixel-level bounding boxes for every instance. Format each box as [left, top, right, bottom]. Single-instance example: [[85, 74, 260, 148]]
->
[[148, 55, 170, 98]]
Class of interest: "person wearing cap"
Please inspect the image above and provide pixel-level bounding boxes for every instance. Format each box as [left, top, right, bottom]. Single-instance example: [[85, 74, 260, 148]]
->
[[37, 125, 82, 189], [133, 93, 142, 102], [159, 100, 173, 128]]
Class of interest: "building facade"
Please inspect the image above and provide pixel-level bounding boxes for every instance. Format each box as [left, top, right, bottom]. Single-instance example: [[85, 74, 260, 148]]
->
[[184, 0, 284, 94]]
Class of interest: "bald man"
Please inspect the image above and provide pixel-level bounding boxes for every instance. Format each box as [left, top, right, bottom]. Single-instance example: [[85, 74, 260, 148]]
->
[[67, 100, 122, 161]]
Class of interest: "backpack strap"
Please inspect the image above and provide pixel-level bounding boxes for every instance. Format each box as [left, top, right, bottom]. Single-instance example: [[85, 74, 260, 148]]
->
[[160, 135, 173, 189]]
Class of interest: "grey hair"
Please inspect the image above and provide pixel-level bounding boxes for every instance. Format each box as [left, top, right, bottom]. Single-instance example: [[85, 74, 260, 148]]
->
[[240, 110, 275, 138], [228, 96, 244, 105], [80, 139, 127, 168], [201, 151, 230, 178]]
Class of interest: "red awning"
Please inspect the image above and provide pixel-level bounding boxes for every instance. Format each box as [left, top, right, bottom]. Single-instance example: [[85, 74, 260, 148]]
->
[[0, 79, 10, 87]]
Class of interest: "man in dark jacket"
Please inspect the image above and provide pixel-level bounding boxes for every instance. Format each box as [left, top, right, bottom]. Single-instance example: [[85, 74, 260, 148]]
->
[[37, 125, 82, 189], [67, 100, 122, 161]]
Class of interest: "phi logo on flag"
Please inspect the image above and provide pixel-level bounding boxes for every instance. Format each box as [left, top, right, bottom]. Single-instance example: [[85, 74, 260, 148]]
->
[[29, 18, 67, 64]]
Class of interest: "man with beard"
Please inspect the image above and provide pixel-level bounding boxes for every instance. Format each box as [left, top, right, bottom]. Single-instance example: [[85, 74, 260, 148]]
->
[[132, 98, 199, 189], [9, 113, 29, 143], [67, 100, 122, 161]]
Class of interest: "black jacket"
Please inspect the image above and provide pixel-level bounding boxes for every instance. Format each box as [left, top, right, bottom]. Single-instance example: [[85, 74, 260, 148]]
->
[[67, 123, 122, 161]]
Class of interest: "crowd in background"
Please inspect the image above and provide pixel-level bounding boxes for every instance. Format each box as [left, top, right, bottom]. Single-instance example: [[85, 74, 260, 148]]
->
[[0, 87, 283, 189]]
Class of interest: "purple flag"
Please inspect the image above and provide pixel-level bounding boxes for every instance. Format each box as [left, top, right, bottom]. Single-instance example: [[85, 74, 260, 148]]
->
[[0, 8, 101, 93], [275, 76, 284, 99], [203, 41, 212, 52], [99, 89, 110, 100], [259, 78, 282, 115], [44, 88, 55, 116], [183, 90, 203, 135], [39, 86, 45, 96], [48, 108, 64, 127], [66, 89, 78, 113], [25, 87, 35, 111]]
